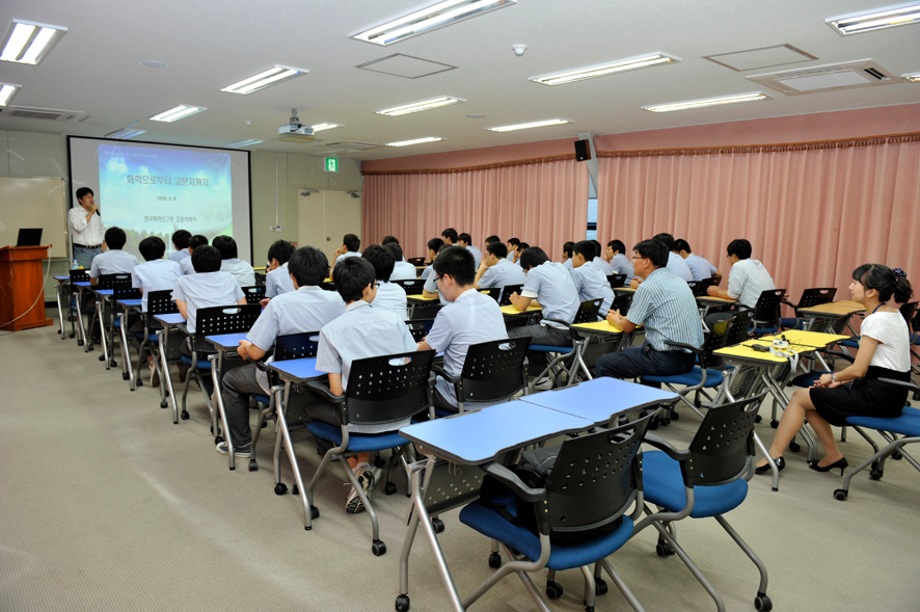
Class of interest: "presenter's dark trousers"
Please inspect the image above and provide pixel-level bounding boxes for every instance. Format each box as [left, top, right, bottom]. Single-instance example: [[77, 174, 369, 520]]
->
[[595, 343, 695, 384]]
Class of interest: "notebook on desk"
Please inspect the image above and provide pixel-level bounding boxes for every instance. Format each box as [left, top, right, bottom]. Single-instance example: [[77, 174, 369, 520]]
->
[[16, 228, 42, 247]]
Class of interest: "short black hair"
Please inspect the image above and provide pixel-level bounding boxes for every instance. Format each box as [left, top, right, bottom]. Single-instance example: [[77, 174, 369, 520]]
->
[[563, 241, 575, 257], [104, 227, 127, 250], [457, 232, 472, 244], [633, 239, 668, 268], [652, 233, 676, 251], [343, 233, 361, 252], [361, 244, 395, 283], [383, 241, 403, 262], [674, 238, 692, 253], [726, 239, 752, 260], [486, 241, 508, 259], [572, 240, 596, 260], [609, 239, 626, 254], [191, 245, 222, 273], [518, 246, 548, 270], [171, 229, 191, 250], [433, 245, 476, 286], [333, 256, 375, 303], [517, 242, 530, 252], [139, 236, 166, 261], [382, 235, 399, 245], [485, 235, 501, 244], [75, 187, 94, 200], [288, 246, 328, 287], [212, 235, 238, 260], [507, 237, 520, 247], [440, 228, 458, 243], [267, 240, 295, 265], [590, 240, 603, 258], [189, 234, 209, 250], [427, 237, 444, 253]]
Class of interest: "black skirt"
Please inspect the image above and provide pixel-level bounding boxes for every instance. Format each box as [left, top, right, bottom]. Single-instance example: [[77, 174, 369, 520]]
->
[[810, 366, 911, 427]]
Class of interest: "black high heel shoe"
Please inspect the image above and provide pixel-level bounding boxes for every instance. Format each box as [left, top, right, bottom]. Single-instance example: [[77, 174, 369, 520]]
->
[[808, 457, 848, 475], [755, 456, 785, 474]]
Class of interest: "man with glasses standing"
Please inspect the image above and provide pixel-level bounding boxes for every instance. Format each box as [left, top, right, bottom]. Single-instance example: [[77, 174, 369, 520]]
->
[[69, 187, 104, 269], [596, 239, 703, 381]]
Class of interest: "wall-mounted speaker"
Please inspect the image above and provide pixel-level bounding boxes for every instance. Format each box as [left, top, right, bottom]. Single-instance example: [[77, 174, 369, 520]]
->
[[574, 139, 591, 162]]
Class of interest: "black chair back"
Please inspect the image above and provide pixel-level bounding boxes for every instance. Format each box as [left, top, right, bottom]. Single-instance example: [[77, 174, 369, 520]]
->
[[796, 287, 836, 310], [405, 319, 435, 342], [726, 309, 755, 345], [113, 285, 142, 300], [69, 268, 90, 283], [573, 298, 602, 324], [195, 304, 262, 337], [241, 285, 266, 304], [499, 284, 523, 306], [545, 412, 653, 541], [610, 293, 632, 317], [459, 338, 531, 403], [96, 273, 133, 290], [480, 287, 501, 302], [394, 278, 425, 295], [752, 289, 786, 328], [274, 331, 320, 360], [407, 257, 426, 267], [607, 273, 627, 289], [343, 350, 434, 426], [689, 278, 714, 297], [146, 289, 180, 315], [688, 393, 765, 485]]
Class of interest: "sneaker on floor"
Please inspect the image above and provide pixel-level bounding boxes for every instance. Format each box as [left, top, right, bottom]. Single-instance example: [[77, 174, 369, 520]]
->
[[215, 441, 251, 457], [361, 464, 383, 492], [531, 376, 554, 391], [345, 485, 365, 514]]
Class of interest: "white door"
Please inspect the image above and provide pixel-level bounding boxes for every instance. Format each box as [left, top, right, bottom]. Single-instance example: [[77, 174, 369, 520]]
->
[[298, 190, 362, 263]]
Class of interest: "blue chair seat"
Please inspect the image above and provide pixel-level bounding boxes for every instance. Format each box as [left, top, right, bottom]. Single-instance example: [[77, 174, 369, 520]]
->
[[529, 344, 572, 353], [307, 420, 409, 453], [643, 366, 723, 388], [252, 393, 270, 406], [459, 500, 634, 571], [780, 317, 809, 330], [846, 406, 920, 436], [179, 354, 211, 370], [839, 338, 859, 349], [753, 325, 779, 335], [642, 450, 748, 518]]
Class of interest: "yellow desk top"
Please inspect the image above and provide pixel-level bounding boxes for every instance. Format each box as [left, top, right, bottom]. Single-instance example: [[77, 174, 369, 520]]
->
[[613, 286, 636, 294], [407, 293, 439, 302], [696, 295, 736, 305], [715, 340, 807, 364], [761, 330, 849, 348], [572, 320, 625, 335], [798, 300, 865, 317], [500, 304, 542, 315]]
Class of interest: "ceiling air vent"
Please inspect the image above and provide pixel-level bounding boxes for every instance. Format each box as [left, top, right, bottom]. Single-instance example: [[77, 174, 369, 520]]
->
[[311, 140, 383, 156], [0, 105, 85, 121], [746, 59, 899, 95]]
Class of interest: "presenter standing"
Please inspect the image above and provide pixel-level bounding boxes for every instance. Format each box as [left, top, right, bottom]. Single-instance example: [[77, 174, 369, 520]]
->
[[69, 187, 104, 268]]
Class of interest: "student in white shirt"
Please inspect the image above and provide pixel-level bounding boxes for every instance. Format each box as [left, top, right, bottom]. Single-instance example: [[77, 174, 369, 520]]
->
[[361, 244, 407, 320], [89, 227, 138, 285], [457, 232, 482, 268], [169, 229, 191, 264], [179, 235, 209, 275], [329, 233, 361, 281], [264, 239, 296, 300], [706, 238, 776, 328], [214, 235, 255, 287], [675, 238, 720, 282], [385, 242, 417, 281], [474, 240, 525, 290]]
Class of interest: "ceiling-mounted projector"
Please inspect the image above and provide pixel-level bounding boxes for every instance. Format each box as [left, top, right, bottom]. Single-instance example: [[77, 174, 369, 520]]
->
[[278, 107, 316, 142]]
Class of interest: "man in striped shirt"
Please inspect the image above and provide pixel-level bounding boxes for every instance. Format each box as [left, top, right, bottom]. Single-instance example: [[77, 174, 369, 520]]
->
[[596, 239, 703, 380]]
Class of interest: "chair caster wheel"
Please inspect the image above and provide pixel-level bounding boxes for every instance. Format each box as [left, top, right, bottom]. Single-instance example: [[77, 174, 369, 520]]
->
[[248, 460, 258, 472], [160, 400, 168, 408], [488, 553, 501, 568], [659, 417, 670, 427], [372, 540, 387, 556], [122, 372, 130, 380], [214, 436, 224, 445], [431, 518, 445, 534], [110, 360, 118, 367], [584, 606, 595, 612], [545, 580, 563, 599], [870, 468, 883, 481], [98, 354, 105, 362], [755, 592, 773, 611], [892, 450, 903, 460], [669, 411, 679, 421], [754, 414, 762, 423], [834, 488, 848, 501], [180, 411, 189, 420], [595, 577, 608, 595], [310, 506, 320, 519], [656, 540, 675, 556], [788, 441, 801, 453], [77, 339, 84, 346], [384, 482, 397, 495], [274, 483, 288, 495], [137, 378, 143, 387], [292, 484, 299, 495], [770, 419, 779, 428], [395, 594, 410, 611]]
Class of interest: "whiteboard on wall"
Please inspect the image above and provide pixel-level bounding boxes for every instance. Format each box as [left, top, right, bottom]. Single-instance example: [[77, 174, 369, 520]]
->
[[0, 177, 67, 259]]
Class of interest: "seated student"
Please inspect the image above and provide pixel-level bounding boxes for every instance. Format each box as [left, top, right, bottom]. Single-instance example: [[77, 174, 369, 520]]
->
[[421, 241, 452, 305], [596, 239, 703, 380], [474, 240, 526, 290], [419, 237, 444, 281], [654, 233, 693, 282], [440, 227, 458, 246], [606, 239, 635, 284], [561, 241, 575, 271], [329, 233, 361, 281], [507, 246, 581, 377], [213, 235, 255, 287], [132, 236, 182, 313], [89, 227, 138, 285], [386, 243, 417, 281], [590, 239, 614, 275], [218, 246, 345, 457], [264, 239, 296, 299], [484, 235, 501, 249], [418, 246, 508, 411], [705, 238, 776, 327], [569, 240, 615, 317], [362, 244, 407, 320], [674, 238, 718, 282], [180, 235, 208, 275], [313, 257, 418, 512], [506, 237, 521, 262], [511, 241, 529, 265], [172, 245, 246, 337], [169, 229, 192, 264], [456, 232, 482, 268]]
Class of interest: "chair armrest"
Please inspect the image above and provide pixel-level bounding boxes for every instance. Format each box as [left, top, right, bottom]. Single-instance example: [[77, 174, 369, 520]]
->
[[663, 340, 702, 355], [878, 377, 920, 392], [430, 363, 459, 383], [541, 317, 570, 328], [306, 380, 345, 404], [643, 433, 692, 462], [481, 462, 545, 504]]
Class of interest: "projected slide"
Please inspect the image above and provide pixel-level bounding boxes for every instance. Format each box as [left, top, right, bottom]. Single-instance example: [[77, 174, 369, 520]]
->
[[68, 137, 251, 262]]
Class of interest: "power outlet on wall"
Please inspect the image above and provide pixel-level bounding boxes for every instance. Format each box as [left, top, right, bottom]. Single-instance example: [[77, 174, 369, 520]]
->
[[269, 225, 283, 232]]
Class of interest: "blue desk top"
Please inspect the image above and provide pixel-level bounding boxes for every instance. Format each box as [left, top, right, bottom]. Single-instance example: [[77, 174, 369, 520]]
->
[[54, 275, 69, 281], [268, 357, 324, 383], [154, 313, 186, 326], [94, 289, 114, 296], [206, 332, 247, 350], [400, 401, 592, 465], [73, 281, 91, 288], [117, 298, 142, 308], [520, 378, 678, 424]]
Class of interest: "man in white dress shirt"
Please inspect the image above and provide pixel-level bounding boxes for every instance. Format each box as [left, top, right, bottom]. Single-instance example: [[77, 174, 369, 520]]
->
[[69, 187, 104, 269]]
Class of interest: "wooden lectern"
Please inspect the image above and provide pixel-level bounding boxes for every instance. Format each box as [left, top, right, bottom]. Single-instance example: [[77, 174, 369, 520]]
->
[[0, 245, 54, 331]]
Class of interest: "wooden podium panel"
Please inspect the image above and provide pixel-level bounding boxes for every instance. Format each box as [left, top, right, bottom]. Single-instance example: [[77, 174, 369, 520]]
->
[[0, 245, 54, 331]]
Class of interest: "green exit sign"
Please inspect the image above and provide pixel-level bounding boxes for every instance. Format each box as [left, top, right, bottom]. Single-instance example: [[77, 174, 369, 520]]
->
[[324, 157, 339, 173]]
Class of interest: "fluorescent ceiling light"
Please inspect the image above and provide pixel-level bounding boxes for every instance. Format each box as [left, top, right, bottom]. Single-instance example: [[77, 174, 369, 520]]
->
[[149, 104, 206, 123], [0, 83, 20, 106], [486, 118, 572, 132], [0, 19, 67, 65], [827, 3, 920, 35], [220, 65, 307, 95], [352, 0, 516, 46], [311, 122, 343, 132], [224, 138, 264, 148], [903, 71, 920, 82], [386, 136, 444, 147], [530, 53, 678, 86], [643, 92, 770, 113], [105, 128, 146, 139], [377, 96, 466, 116]]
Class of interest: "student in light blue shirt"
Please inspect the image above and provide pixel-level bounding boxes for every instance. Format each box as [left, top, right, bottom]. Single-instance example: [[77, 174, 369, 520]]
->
[[506, 237, 521, 262], [457, 232, 482, 268], [264, 239, 296, 299], [219, 246, 345, 457], [675, 238, 720, 283], [561, 241, 575, 271], [419, 246, 507, 411], [419, 237, 444, 281], [362, 244, 407, 320], [654, 233, 694, 282], [384, 242, 417, 281], [570, 240, 615, 317], [606, 239, 635, 284], [214, 235, 255, 287], [168, 229, 191, 264], [89, 227, 138, 285], [172, 245, 245, 334], [132, 236, 182, 312], [474, 241, 526, 290], [590, 239, 614, 276], [179, 235, 208, 275], [329, 233, 361, 281]]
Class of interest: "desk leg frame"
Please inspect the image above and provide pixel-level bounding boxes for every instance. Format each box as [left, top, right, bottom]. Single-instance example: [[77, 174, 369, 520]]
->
[[119, 311, 135, 388], [159, 329, 180, 423], [274, 382, 314, 530]]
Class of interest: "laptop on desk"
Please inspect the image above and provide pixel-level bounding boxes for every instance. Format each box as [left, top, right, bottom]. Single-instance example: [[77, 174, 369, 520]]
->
[[16, 228, 42, 247]]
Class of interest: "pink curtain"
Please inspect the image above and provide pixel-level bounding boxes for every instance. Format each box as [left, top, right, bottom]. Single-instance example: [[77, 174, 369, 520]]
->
[[596, 134, 920, 303], [363, 158, 589, 260]]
